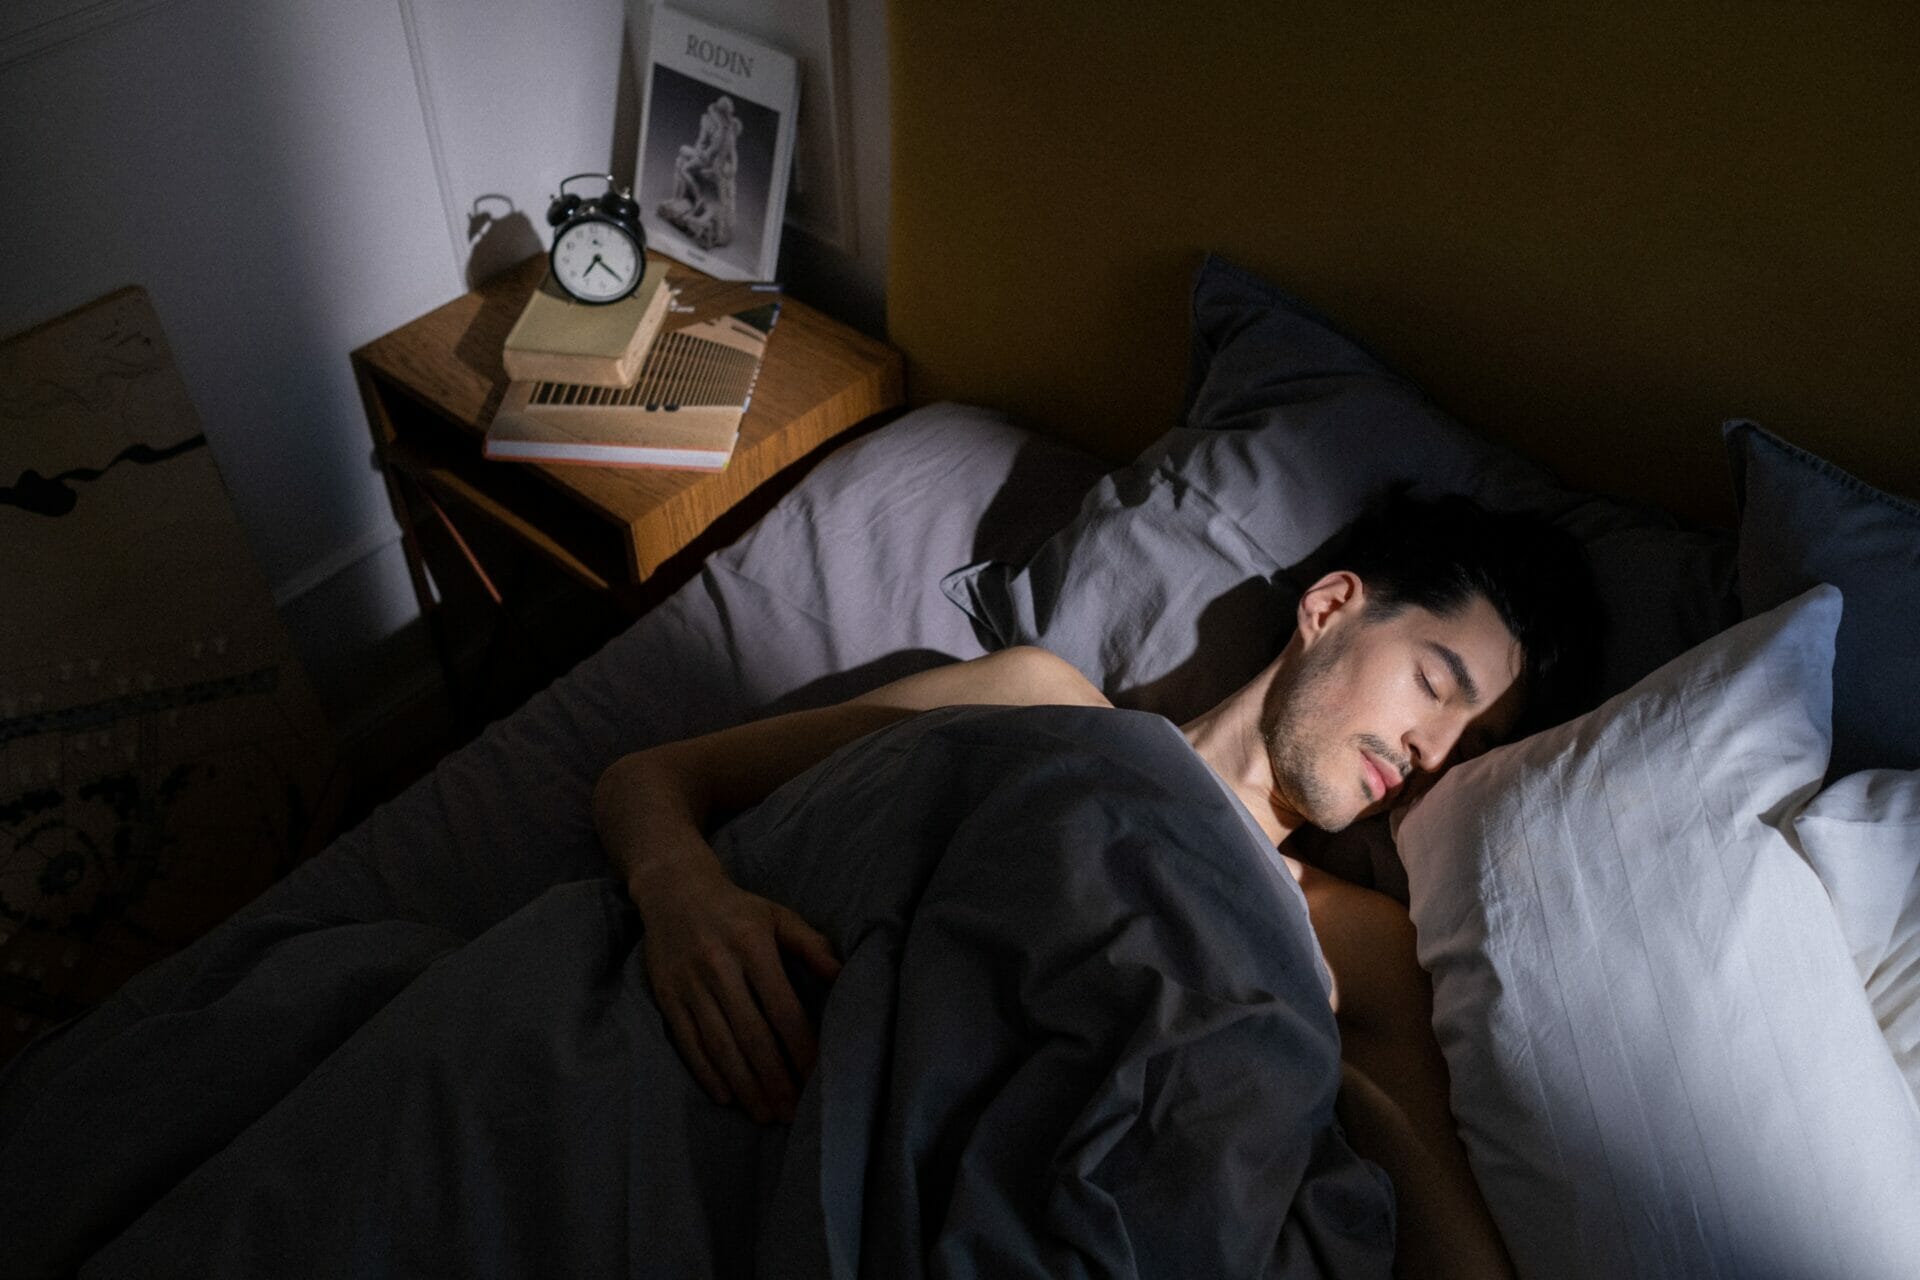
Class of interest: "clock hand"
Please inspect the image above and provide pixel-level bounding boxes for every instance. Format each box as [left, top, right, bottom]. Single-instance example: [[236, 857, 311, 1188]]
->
[[587, 255, 623, 282]]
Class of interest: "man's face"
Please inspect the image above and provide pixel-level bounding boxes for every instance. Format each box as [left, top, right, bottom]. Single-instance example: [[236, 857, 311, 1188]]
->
[[1261, 586, 1525, 833]]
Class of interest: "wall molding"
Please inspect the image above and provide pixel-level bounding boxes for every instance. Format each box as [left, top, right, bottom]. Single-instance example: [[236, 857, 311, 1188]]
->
[[0, 0, 189, 70], [393, 0, 469, 293]]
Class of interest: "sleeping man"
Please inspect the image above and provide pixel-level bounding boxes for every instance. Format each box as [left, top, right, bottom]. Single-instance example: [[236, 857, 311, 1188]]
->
[[597, 491, 1601, 1278], [0, 491, 1595, 1279]]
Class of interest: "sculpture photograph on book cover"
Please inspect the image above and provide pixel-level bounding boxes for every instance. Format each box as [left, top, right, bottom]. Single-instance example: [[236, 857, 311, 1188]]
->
[[636, 7, 797, 282]]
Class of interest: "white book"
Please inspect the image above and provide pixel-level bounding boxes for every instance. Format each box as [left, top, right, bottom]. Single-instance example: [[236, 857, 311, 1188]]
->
[[635, 6, 799, 282]]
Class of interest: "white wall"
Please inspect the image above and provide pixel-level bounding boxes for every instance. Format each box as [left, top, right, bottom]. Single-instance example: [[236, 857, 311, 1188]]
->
[[1, 0, 454, 596], [0, 0, 892, 741]]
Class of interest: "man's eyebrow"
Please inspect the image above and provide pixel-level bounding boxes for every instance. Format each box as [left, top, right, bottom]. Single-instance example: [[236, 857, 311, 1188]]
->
[[1424, 641, 1481, 705]]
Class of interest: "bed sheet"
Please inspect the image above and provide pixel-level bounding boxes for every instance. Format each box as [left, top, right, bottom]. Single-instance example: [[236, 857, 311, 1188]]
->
[[0, 403, 1102, 1261], [0, 405, 1399, 1277], [4, 705, 1393, 1278], [201, 404, 1101, 945]]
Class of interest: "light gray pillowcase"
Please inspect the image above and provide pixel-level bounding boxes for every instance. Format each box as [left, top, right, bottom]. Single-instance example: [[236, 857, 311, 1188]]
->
[[1726, 418, 1920, 776], [1399, 586, 1920, 1279]]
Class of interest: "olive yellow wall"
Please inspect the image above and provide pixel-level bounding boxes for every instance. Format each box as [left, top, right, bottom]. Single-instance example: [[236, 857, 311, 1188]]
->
[[888, 3, 1917, 525]]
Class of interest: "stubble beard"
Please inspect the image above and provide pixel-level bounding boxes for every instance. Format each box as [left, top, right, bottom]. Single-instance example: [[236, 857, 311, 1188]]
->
[[1261, 631, 1356, 833]]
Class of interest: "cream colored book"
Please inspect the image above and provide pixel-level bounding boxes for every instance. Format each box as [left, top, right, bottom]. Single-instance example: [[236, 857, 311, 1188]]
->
[[500, 260, 672, 387], [485, 279, 781, 469]]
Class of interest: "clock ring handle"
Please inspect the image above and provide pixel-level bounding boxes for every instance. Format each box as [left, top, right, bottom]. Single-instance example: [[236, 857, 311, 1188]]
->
[[548, 172, 637, 228], [556, 172, 620, 198]]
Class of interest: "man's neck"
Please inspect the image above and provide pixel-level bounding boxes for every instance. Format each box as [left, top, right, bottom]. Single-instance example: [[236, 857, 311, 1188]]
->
[[1180, 686, 1302, 848]]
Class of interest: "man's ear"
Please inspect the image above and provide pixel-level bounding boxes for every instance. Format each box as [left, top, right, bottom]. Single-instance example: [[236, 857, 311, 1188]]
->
[[1296, 571, 1365, 647]]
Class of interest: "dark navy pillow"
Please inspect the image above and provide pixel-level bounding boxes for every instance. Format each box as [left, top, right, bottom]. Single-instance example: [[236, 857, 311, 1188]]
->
[[1727, 419, 1920, 777]]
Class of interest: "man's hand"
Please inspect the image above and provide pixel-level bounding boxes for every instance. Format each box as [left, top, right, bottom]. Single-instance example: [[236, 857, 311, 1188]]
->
[[594, 650, 1106, 1121], [633, 861, 841, 1124]]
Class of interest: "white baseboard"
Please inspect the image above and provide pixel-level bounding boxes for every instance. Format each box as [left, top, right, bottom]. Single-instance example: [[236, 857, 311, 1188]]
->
[[273, 527, 407, 608]]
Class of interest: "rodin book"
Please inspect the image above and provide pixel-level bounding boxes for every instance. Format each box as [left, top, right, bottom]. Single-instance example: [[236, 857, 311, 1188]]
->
[[635, 6, 799, 282], [483, 278, 781, 470], [501, 259, 672, 387]]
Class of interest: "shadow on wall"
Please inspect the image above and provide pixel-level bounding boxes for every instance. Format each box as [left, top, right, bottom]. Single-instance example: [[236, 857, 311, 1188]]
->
[[460, 10, 640, 291], [465, 195, 542, 289]]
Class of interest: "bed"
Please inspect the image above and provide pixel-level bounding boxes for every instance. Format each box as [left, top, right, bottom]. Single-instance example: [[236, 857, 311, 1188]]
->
[[4, 4, 1919, 1278]]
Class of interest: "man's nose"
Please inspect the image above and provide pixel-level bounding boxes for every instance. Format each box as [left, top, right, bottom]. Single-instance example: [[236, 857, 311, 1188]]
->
[[1407, 719, 1466, 774]]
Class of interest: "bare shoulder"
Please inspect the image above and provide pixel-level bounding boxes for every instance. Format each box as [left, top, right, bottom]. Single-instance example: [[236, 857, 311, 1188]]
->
[[976, 646, 1110, 708], [846, 645, 1110, 717]]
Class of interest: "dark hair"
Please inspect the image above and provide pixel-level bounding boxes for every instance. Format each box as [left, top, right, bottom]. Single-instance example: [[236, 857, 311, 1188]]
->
[[1334, 487, 1605, 735]]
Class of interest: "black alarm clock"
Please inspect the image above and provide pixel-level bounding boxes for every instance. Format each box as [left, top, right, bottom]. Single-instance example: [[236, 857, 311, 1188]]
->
[[545, 172, 647, 305]]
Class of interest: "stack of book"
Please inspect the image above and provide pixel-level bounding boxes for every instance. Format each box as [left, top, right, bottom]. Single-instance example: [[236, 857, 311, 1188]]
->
[[485, 268, 781, 471]]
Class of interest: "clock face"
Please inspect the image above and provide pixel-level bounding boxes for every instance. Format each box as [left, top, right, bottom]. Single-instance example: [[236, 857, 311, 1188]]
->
[[550, 220, 642, 303]]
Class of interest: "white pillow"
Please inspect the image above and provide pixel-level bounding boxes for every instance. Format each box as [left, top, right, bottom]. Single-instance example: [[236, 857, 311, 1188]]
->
[[1399, 586, 1920, 1280], [1793, 769, 1920, 1109]]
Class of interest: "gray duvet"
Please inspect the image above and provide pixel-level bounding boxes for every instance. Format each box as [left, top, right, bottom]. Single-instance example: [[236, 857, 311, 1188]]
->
[[0, 704, 1391, 1278]]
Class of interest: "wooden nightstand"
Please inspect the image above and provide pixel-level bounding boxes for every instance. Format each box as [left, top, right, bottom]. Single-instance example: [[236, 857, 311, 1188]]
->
[[351, 253, 903, 722], [354, 252, 902, 609]]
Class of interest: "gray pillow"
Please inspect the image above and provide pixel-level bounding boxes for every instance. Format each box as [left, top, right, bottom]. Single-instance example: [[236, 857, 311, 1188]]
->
[[1726, 419, 1920, 776], [943, 255, 1737, 724]]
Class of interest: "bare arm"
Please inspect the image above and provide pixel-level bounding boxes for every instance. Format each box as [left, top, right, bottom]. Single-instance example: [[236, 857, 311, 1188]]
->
[[593, 647, 1105, 1121], [596, 646, 1104, 903], [1300, 868, 1516, 1279]]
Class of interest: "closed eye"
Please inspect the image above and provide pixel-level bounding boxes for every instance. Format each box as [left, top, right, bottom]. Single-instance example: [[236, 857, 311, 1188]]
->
[[1417, 670, 1441, 701]]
